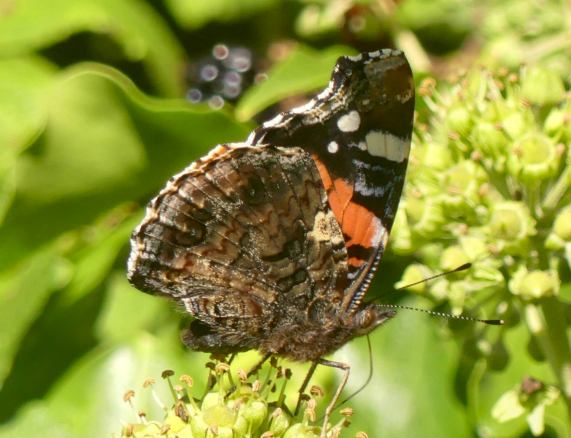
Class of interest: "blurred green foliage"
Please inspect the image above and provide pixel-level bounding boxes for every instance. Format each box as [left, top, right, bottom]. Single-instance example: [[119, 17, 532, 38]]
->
[[0, 0, 570, 437]]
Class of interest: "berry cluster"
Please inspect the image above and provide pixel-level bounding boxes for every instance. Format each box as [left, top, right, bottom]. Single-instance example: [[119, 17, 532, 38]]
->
[[185, 44, 260, 109]]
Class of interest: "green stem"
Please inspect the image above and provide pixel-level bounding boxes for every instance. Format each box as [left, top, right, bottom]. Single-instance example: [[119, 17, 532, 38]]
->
[[525, 300, 571, 420], [543, 166, 571, 211]]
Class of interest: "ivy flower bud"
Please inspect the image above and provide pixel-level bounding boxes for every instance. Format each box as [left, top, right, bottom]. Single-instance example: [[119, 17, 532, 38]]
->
[[471, 120, 510, 159], [405, 196, 446, 239], [546, 204, 571, 250], [488, 201, 536, 254], [419, 142, 454, 170], [440, 246, 469, 272], [238, 399, 267, 432], [501, 109, 530, 140], [507, 133, 560, 182], [521, 66, 565, 106], [269, 408, 291, 435], [440, 160, 487, 213], [395, 263, 432, 293], [509, 266, 559, 300], [283, 423, 320, 438], [446, 104, 472, 135], [391, 207, 414, 255], [458, 236, 488, 260], [544, 108, 570, 140], [553, 204, 571, 241]]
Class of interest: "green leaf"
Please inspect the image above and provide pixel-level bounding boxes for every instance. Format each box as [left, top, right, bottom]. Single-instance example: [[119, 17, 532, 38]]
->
[[0, 0, 186, 95], [0, 332, 210, 438], [0, 56, 56, 150], [62, 209, 142, 303], [0, 63, 250, 270], [164, 0, 281, 29], [0, 56, 56, 223], [95, 272, 169, 343], [235, 45, 355, 121], [0, 249, 69, 386]]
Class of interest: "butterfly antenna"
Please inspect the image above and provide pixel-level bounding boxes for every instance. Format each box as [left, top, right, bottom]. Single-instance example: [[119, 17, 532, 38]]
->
[[377, 263, 504, 326], [395, 262, 472, 290], [377, 303, 503, 325]]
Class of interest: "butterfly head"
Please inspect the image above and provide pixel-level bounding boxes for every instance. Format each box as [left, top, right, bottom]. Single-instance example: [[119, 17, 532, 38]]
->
[[348, 303, 396, 336]]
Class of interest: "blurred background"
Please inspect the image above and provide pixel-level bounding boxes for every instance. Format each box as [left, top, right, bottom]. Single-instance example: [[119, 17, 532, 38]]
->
[[0, 0, 570, 436]]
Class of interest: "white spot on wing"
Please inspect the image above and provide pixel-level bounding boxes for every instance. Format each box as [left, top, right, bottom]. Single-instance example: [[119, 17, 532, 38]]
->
[[365, 130, 410, 162], [337, 110, 361, 132], [347, 54, 363, 61], [327, 141, 339, 153], [370, 217, 387, 247]]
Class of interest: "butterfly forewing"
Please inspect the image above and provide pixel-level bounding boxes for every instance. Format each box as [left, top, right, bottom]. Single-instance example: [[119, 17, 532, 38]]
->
[[248, 50, 415, 312]]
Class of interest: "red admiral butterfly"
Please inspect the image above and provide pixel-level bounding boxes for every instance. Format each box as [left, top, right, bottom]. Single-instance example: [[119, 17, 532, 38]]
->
[[128, 49, 414, 432]]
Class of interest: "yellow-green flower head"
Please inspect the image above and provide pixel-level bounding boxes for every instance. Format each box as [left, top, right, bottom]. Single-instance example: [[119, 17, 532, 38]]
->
[[471, 121, 510, 163], [405, 195, 446, 239], [507, 133, 561, 183], [440, 160, 488, 213], [395, 263, 433, 294], [521, 66, 565, 106], [553, 204, 571, 241], [446, 103, 473, 135], [508, 266, 560, 300], [546, 204, 571, 250], [488, 201, 536, 255]]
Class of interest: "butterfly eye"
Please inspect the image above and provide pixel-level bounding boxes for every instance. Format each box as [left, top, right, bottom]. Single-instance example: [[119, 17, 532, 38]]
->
[[354, 308, 375, 332], [353, 306, 395, 335]]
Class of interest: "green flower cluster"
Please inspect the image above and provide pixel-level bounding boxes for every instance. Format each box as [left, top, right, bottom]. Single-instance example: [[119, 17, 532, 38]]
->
[[394, 65, 570, 308], [119, 360, 360, 438], [481, 0, 571, 76], [391, 65, 571, 433]]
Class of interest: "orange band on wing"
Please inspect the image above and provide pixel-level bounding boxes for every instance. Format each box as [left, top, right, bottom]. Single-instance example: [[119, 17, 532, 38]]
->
[[312, 155, 353, 222], [312, 155, 382, 264]]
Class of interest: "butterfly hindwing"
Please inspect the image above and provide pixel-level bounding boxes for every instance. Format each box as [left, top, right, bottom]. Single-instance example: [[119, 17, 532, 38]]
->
[[128, 144, 349, 353]]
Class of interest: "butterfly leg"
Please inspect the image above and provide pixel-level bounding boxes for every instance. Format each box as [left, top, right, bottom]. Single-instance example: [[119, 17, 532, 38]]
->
[[317, 358, 350, 438], [247, 352, 271, 377], [294, 360, 319, 416]]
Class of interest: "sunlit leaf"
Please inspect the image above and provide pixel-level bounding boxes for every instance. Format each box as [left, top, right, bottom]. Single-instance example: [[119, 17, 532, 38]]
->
[[0, 249, 69, 386], [0, 56, 56, 223], [235, 45, 355, 121], [165, 0, 281, 29], [0, 0, 186, 95], [0, 63, 250, 270]]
